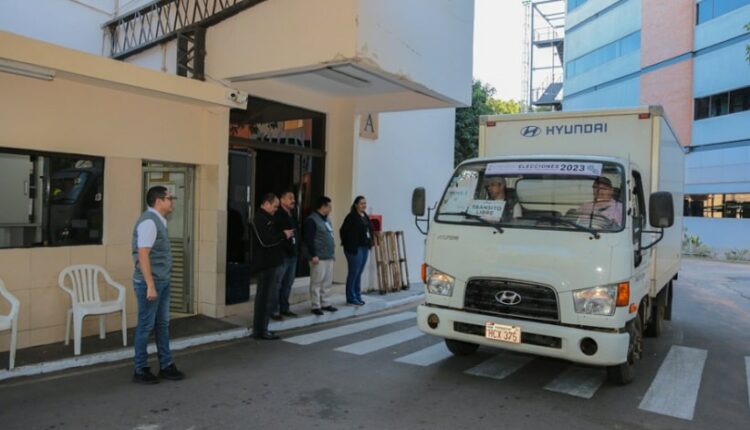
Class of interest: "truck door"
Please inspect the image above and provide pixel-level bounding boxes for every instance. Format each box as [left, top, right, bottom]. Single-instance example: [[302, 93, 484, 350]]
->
[[631, 170, 650, 269]]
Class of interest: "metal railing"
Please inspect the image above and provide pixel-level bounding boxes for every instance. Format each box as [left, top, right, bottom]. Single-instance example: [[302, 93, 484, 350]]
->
[[104, 0, 267, 60]]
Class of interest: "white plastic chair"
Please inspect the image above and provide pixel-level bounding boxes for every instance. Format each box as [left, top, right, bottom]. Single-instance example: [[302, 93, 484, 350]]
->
[[0, 279, 19, 369], [58, 264, 126, 356]]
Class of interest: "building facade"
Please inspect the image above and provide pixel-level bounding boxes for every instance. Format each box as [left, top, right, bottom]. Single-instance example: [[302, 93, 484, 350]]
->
[[0, 0, 473, 353], [563, 0, 750, 256]]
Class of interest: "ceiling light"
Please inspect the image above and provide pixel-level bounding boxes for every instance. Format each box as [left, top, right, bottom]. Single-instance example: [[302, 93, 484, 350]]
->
[[0, 59, 55, 81]]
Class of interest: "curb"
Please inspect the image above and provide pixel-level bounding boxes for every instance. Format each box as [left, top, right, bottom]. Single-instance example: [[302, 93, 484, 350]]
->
[[0, 293, 424, 382]]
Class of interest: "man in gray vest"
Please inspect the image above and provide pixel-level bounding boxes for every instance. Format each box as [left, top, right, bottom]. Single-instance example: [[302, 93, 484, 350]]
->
[[303, 196, 338, 316], [131, 186, 184, 384]]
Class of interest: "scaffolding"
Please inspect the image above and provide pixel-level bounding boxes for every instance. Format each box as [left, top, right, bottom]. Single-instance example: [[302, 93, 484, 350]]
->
[[521, 0, 565, 112]]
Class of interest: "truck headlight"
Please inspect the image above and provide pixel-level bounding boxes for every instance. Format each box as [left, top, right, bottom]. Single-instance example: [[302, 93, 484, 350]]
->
[[572, 285, 617, 316], [426, 268, 455, 297]]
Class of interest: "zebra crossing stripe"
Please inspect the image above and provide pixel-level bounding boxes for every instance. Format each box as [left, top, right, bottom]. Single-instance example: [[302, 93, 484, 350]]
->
[[745, 357, 750, 409], [283, 311, 416, 345], [543, 366, 605, 399], [335, 326, 425, 356], [465, 352, 532, 380], [638, 345, 708, 420], [395, 342, 453, 366]]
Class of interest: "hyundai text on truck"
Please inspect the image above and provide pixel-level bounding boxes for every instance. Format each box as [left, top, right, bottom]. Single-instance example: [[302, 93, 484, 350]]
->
[[412, 106, 684, 384]]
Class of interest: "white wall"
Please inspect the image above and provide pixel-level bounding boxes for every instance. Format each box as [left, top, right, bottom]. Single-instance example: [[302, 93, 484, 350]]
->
[[0, 0, 114, 55], [353, 108, 455, 283], [356, 0, 473, 106], [124, 40, 178, 74]]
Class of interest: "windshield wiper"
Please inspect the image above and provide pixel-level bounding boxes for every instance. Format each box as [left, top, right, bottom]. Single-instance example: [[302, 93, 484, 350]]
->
[[439, 211, 504, 234], [529, 214, 600, 239]]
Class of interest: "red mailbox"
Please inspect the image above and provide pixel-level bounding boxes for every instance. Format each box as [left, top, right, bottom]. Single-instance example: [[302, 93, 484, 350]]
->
[[369, 214, 382, 232]]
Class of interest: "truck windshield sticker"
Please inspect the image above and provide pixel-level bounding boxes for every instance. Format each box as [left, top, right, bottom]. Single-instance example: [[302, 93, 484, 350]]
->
[[441, 187, 474, 213], [467, 200, 506, 221], [486, 161, 603, 177]]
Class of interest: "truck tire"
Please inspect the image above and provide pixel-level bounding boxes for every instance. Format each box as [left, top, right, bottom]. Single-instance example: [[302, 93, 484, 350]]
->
[[645, 303, 665, 338], [445, 339, 479, 356], [607, 314, 643, 385]]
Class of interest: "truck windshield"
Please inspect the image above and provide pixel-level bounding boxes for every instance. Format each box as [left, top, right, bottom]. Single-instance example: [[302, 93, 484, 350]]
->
[[435, 160, 625, 233]]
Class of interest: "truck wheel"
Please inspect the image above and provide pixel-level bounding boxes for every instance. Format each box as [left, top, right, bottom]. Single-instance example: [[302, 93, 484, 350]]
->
[[445, 339, 479, 356], [645, 303, 665, 338], [607, 315, 643, 385]]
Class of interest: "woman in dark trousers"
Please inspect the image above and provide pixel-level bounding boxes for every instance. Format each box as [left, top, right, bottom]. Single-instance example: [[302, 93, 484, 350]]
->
[[339, 195, 374, 306]]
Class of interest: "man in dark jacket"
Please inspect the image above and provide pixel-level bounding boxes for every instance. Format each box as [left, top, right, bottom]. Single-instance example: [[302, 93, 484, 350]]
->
[[251, 193, 293, 340], [271, 190, 299, 319], [303, 196, 337, 316]]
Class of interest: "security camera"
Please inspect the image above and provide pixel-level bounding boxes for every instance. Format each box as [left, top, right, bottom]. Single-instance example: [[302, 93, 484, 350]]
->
[[226, 89, 248, 105]]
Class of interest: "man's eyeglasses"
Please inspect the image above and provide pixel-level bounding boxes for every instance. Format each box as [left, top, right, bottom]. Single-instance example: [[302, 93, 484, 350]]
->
[[162, 196, 178, 201]]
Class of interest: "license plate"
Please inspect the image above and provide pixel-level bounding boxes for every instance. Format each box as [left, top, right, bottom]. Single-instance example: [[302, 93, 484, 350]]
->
[[485, 322, 521, 344]]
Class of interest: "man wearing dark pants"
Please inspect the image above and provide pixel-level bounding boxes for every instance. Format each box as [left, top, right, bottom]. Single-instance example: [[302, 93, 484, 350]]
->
[[272, 190, 300, 320], [251, 193, 293, 340], [132, 186, 184, 384]]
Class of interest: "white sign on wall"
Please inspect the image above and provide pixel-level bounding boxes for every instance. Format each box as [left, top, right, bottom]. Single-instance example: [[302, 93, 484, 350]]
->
[[359, 113, 379, 139]]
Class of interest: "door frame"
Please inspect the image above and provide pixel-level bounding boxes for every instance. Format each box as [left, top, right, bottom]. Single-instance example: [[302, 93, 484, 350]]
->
[[142, 162, 195, 313]]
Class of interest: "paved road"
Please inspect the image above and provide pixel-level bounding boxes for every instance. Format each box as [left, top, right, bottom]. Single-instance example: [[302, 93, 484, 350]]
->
[[1, 258, 749, 429]]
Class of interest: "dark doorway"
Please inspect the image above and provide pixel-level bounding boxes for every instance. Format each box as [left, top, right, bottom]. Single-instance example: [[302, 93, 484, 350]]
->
[[225, 97, 326, 305]]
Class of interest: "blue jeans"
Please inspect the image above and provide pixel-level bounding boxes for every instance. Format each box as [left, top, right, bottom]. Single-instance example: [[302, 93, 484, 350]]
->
[[133, 280, 173, 372], [273, 256, 297, 314], [345, 246, 369, 303]]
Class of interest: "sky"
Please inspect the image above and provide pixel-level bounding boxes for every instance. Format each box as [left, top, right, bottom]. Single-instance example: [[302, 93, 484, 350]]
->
[[473, 0, 527, 102]]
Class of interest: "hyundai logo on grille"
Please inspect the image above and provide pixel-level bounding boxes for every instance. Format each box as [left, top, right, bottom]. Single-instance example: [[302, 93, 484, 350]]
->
[[495, 290, 522, 306], [520, 125, 541, 137]]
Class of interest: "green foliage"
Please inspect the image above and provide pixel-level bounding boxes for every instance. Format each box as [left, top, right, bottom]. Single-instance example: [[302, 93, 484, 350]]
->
[[746, 23, 750, 63], [682, 229, 714, 258], [454, 80, 522, 166], [725, 249, 750, 261]]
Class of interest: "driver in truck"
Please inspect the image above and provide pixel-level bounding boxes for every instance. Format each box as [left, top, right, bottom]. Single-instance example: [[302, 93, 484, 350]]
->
[[574, 176, 623, 228]]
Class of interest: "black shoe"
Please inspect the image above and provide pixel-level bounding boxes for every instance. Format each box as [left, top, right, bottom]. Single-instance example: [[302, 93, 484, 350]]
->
[[280, 310, 298, 317], [311, 308, 324, 316], [346, 301, 359, 306], [254, 331, 280, 340], [270, 314, 283, 321], [356, 300, 366, 306], [133, 367, 159, 385], [159, 363, 185, 381], [322, 306, 338, 312]]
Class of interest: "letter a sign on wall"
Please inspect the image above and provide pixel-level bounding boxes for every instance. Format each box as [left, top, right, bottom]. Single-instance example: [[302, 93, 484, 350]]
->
[[359, 113, 379, 140]]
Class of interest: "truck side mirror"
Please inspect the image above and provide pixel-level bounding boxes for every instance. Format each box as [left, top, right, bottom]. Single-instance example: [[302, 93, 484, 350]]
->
[[649, 192, 674, 228], [412, 187, 426, 216]]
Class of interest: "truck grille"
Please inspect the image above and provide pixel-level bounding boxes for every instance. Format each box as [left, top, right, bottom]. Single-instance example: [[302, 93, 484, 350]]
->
[[463, 278, 559, 322]]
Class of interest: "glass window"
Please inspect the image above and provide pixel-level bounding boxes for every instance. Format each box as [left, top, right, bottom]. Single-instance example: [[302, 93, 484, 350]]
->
[[710, 92, 730, 117], [729, 86, 750, 113], [568, 0, 588, 12], [697, 0, 750, 24], [436, 160, 626, 233], [0, 149, 104, 248], [565, 32, 640, 79], [684, 194, 750, 218], [694, 96, 710, 119]]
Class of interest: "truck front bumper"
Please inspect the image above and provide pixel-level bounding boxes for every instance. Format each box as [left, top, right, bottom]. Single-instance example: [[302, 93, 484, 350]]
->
[[417, 304, 630, 366]]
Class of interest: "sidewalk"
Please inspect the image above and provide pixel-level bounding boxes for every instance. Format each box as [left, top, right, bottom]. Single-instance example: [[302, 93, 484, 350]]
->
[[0, 286, 424, 382]]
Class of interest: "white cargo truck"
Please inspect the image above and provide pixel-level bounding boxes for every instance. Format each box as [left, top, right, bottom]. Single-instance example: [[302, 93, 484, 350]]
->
[[412, 106, 684, 384]]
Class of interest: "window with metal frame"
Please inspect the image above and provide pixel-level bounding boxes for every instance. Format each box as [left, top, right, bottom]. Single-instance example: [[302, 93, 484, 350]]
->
[[0, 148, 104, 249]]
